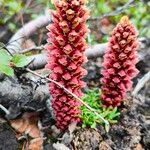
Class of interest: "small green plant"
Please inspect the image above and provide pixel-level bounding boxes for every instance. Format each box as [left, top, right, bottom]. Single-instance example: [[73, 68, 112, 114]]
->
[[80, 89, 120, 128], [0, 0, 23, 24], [0, 49, 30, 76], [87, 0, 150, 43]]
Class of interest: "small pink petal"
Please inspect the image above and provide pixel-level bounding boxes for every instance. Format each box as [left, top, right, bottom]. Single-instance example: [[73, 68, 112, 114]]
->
[[68, 62, 77, 70], [107, 68, 115, 74], [118, 70, 126, 77], [62, 73, 71, 80], [63, 44, 73, 54], [112, 77, 120, 83], [113, 62, 121, 69], [119, 53, 127, 60], [53, 66, 63, 74], [68, 30, 78, 42], [58, 57, 68, 66]]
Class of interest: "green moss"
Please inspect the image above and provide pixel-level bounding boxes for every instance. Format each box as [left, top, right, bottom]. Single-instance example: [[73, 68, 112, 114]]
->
[[80, 89, 120, 128]]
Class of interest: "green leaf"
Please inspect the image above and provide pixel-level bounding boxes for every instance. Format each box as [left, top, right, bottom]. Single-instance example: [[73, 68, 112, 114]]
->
[[91, 122, 96, 128], [8, 23, 17, 32], [0, 49, 11, 65], [82, 124, 86, 128], [11, 54, 30, 67], [0, 64, 14, 76]]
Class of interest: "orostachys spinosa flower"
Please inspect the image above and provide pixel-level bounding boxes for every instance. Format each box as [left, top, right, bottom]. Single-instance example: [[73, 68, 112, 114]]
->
[[101, 16, 139, 107], [45, 0, 89, 130]]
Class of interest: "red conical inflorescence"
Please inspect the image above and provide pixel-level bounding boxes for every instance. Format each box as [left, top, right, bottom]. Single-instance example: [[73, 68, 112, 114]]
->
[[46, 0, 89, 130], [101, 16, 139, 107]]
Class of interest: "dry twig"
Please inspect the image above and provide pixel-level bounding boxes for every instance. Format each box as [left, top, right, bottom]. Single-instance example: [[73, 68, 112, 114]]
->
[[20, 45, 45, 54], [6, 10, 51, 54], [90, 0, 136, 21], [132, 71, 150, 96], [26, 68, 109, 126], [0, 104, 10, 115]]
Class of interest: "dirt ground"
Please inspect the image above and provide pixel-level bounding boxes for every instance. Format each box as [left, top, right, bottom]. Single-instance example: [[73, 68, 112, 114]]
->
[[0, 53, 150, 150]]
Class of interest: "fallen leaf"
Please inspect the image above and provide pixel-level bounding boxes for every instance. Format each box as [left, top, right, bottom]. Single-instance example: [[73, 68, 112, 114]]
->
[[10, 113, 40, 137], [134, 144, 143, 150], [10, 113, 43, 150], [29, 138, 43, 150], [27, 124, 41, 138], [10, 118, 28, 133]]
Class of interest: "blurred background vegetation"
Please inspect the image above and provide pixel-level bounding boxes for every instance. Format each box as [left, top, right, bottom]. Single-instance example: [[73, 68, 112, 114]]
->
[[0, 0, 150, 44]]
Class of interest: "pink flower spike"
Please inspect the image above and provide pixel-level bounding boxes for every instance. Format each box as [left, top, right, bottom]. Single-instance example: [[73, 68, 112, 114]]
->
[[101, 16, 139, 107], [46, 0, 88, 130]]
